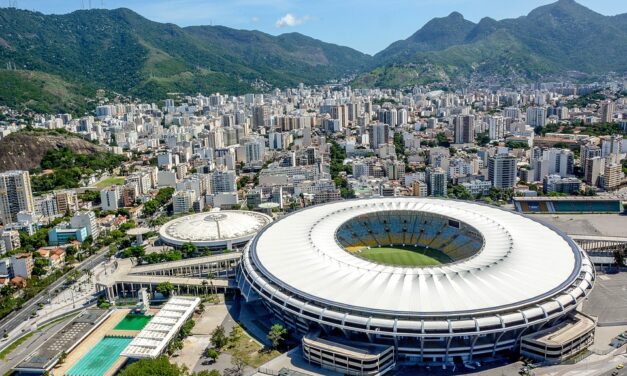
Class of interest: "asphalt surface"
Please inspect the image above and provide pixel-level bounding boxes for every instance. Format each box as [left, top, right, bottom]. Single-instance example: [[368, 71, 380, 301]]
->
[[0, 316, 72, 376], [0, 247, 108, 341]]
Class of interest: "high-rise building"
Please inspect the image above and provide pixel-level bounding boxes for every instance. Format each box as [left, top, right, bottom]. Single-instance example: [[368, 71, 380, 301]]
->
[[369, 123, 390, 149], [0, 170, 34, 225], [100, 186, 121, 212], [252, 106, 270, 129], [411, 181, 428, 197], [244, 139, 266, 164], [54, 190, 78, 215], [11, 253, 33, 279], [600, 100, 615, 123], [503, 107, 520, 120], [526, 107, 547, 127], [581, 145, 601, 176], [603, 161, 622, 190], [601, 135, 623, 157], [488, 155, 517, 189], [305, 147, 319, 165], [584, 157, 604, 187], [543, 175, 581, 194], [397, 108, 408, 126], [172, 190, 196, 214], [210, 170, 237, 194], [386, 160, 405, 181], [453, 115, 475, 144], [70, 211, 100, 239], [426, 168, 447, 197], [330, 105, 348, 129]]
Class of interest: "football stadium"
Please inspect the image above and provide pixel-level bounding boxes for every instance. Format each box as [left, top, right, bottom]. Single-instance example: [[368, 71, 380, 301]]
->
[[238, 198, 596, 373]]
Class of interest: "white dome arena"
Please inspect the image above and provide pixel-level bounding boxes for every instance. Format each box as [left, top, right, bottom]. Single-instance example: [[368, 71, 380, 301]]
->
[[159, 210, 272, 249], [238, 198, 595, 364]]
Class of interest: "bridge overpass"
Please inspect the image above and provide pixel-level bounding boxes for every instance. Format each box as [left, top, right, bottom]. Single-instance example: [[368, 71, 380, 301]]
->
[[97, 252, 242, 300], [569, 234, 627, 265]]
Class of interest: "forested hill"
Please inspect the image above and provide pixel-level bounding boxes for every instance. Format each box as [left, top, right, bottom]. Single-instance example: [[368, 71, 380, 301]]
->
[[354, 0, 627, 88], [0, 7, 371, 112]]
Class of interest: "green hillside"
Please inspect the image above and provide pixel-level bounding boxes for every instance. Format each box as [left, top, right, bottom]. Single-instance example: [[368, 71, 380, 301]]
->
[[0, 7, 370, 111]]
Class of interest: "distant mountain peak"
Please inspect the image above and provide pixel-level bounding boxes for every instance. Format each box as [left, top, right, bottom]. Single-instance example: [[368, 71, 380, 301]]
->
[[527, 0, 602, 19], [446, 11, 465, 19]]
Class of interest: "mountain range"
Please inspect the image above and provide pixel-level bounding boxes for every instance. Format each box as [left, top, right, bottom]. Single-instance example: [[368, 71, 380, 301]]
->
[[0, 0, 625, 113]]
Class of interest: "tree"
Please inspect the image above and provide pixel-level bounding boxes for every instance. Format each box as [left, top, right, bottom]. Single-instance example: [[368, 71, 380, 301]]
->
[[267, 323, 288, 349], [180, 242, 198, 257], [118, 356, 186, 376], [197, 371, 221, 376], [228, 324, 243, 344], [475, 131, 490, 146], [121, 245, 146, 264], [66, 269, 81, 284], [205, 347, 219, 361], [223, 354, 246, 376], [155, 282, 174, 297], [210, 325, 228, 349], [436, 132, 450, 147], [58, 351, 67, 364], [201, 280, 209, 295]]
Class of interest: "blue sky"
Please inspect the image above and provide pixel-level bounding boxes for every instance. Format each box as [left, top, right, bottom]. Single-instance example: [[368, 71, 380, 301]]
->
[[13, 0, 627, 55]]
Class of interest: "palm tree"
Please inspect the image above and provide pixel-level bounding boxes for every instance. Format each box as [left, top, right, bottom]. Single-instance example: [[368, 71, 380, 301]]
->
[[207, 272, 217, 296], [201, 280, 209, 295]]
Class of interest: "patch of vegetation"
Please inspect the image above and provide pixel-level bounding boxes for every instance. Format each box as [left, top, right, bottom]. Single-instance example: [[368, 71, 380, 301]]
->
[[565, 90, 605, 109], [119, 356, 213, 376], [355, 245, 452, 267], [143, 187, 175, 216], [95, 176, 126, 188], [0, 332, 35, 360], [31, 147, 127, 192], [580, 122, 626, 137], [221, 324, 281, 368], [329, 141, 354, 199]]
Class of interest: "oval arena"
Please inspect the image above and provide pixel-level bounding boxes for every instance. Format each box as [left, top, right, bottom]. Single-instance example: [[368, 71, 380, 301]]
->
[[237, 198, 595, 373]]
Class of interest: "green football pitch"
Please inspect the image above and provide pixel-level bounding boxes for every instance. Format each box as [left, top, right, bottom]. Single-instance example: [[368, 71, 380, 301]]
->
[[356, 245, 452, 267]]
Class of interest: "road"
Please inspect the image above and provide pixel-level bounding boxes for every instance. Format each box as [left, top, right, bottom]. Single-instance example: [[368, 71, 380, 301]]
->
[[0, 316, 72, 376], [0, 247, 108, 342]]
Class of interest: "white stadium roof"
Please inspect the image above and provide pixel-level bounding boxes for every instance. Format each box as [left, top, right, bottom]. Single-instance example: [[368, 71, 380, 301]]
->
[[159, 210, 272, 247], [249, 198, 590, 315]]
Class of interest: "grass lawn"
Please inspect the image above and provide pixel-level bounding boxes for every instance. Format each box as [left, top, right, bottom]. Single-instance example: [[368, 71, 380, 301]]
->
[[356, 245, 452, 267], [95, 176, 125, 188], [223, 324, 280, 368], [0, 332, 34, 360]]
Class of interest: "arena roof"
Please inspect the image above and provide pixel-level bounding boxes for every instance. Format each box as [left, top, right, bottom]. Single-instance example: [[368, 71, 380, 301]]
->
[[248, 198, 590, 316], [159, 210, 272, 247]]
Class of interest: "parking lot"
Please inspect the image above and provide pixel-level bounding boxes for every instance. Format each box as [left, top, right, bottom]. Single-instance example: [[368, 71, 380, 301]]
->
[[583, 272, 627, 326]]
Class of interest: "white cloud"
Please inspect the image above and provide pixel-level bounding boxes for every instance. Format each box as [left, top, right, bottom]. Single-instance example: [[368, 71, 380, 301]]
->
[[275, 13, 310, 28], [251, 16, 260, 23]]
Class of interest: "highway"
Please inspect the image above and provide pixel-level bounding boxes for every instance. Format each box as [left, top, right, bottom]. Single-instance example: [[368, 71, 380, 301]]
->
[[0, 247, 108, 341]]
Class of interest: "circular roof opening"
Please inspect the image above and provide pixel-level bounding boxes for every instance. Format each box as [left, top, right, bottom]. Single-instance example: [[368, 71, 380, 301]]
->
[[335, 210, 484, 267]]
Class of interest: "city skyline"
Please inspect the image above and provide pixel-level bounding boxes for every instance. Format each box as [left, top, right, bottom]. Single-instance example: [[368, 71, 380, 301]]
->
[[10, 0, 627, 54]]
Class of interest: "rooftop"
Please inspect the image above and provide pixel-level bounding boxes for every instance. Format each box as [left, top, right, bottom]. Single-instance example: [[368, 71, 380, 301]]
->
[[14, 309, 109, 372], [249, 197, 589, 315], [159, 210, 272, 247], [121, 297, 199, 359]]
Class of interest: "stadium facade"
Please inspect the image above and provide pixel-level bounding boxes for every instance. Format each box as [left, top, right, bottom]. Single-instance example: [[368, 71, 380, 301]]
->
[[238, 198, 595, 373]]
